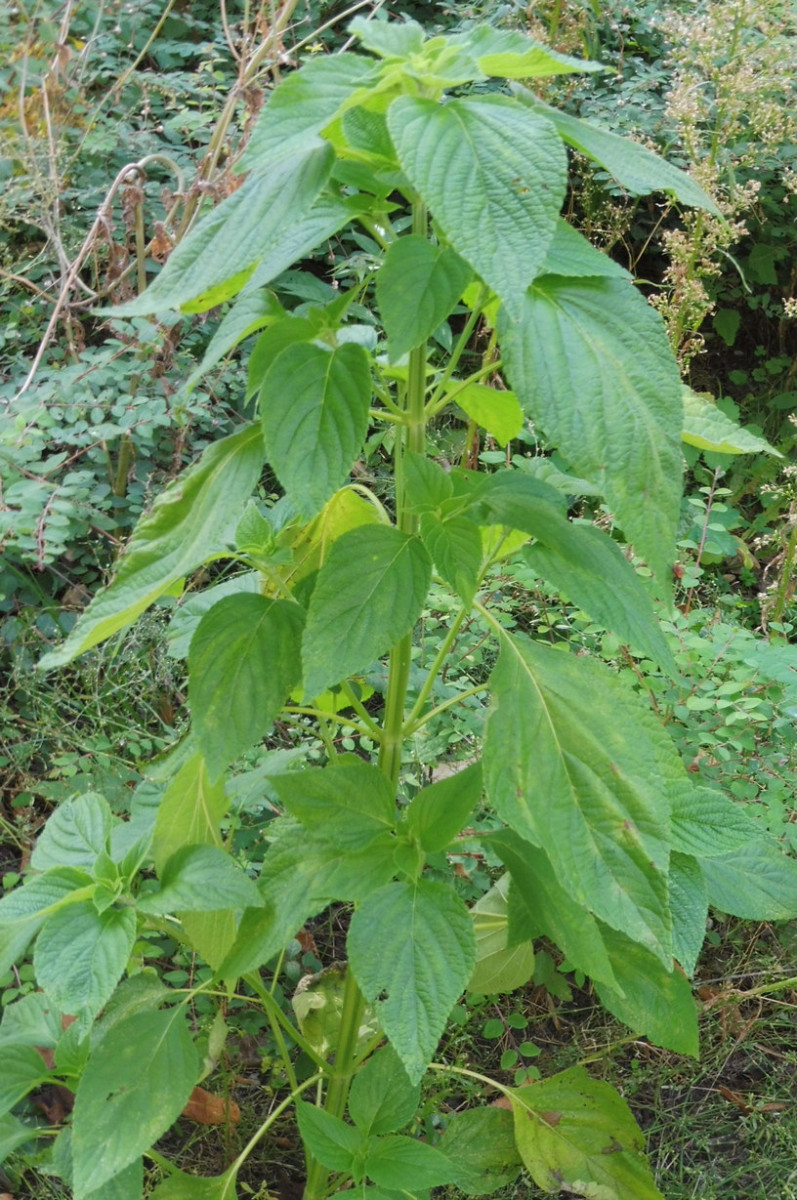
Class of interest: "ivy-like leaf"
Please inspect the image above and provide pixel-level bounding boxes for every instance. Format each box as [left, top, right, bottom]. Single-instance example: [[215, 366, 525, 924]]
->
[[377, 235, 472, 361], [302, 525, 431, 698], [499, 276, 683, 587], [260, 341, 372, 516], [348, 879, 475, 1084], [484, 632, 673, 964], [72, 1008, 198, 1195], [510, 1066, 664, 1199], [189, 595, 304, 781], [388, 95, 566, 319], [39, 426, 264, 669]]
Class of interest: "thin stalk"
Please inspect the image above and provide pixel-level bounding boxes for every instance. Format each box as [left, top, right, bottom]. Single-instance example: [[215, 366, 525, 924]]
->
[[426, 287, 487, 413], [243, 971, 328, 1072], [405, 683, 487, 736], [425, 359, 504, 421], [404, 605, 469, 729]]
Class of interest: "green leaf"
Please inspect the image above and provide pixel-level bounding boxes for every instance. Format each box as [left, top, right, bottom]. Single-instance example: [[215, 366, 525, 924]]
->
[[515, 89, 720, 214], [53, 1129, 143, 1200], [487, 833, 617, 989], [348, 879, 475, 1084], [150, 1165, 238, 1200], [453, 382, 523, 447], [0, 1045, 50, 1117], [700, 840, 797, 920], [420, 512, 482, 606], [541, 219, 630, 280], [469, 875, 535, 995], [0, 868, 94, 977], [593, 925, 699, 1057], [138, 845, 260, 915], [108, 144, 334, 315], [189, 595, 304, 780], [152, 753, 228, 871], [388, 95, 566, 319], [350, 16, 425, 58], [484, 632, 672, 963], [670, 853, 708, 977], [682, 387, 782, 456], [39, 426, 265, 669], [0, 991, 63, 1049], [498, 276, 683, 587], [349, 1044, 420, 1136], [72, 1008, 198, 1195], [0, 1111, 36, 1160], [219, 821, 395, 979], [292, 962, 380, 1061], [670, 785, 761, 857], [272, 762, 396, 851], [31, 793, 114, 872], [404, 451, 453, 511], [34, 902, 136, 1033], [296, 1103, 362, 1173], [440, 1106, 523, 1196], [405, 762, 483, 853], [461, 25, 604, 79], [510, 1066, 664, 1199], [365, 1134, 457, 1190], [260, 341, 372, 515], [302, 525, 431, 698], [240, 53, 377, 171], [184, 289, 284, 392], [245, 194, 366, 294], [522, 522, 676, 672], [377, 235, 472, 362]]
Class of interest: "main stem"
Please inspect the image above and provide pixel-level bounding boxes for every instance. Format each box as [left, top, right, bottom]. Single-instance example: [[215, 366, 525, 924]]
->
[[302, 203, 428, 1200]]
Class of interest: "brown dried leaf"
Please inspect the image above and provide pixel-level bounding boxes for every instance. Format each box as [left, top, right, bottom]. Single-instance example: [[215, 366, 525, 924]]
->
[[182, 1085, 241, 1125]]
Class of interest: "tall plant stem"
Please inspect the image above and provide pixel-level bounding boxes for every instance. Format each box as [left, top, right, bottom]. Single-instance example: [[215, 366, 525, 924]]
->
[[379, 201, 428, 787]]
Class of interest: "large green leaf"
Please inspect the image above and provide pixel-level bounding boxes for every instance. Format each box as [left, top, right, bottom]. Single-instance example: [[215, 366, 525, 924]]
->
[[488, 833, 617, 989], [670, 852, 708, 977], [0, 1045, 51, 1117], [72, 1008, 198, 1196], [670, 785, 761, 857], [514, 88, 720, 214], [348, 880, 475, 1083], [377, 235, 472, 361], [151, 753, 236, 971], [700, 840, 797, 920], [405, 762, 483, 853], [138, 845, 260, 915], [484, 632, 673, 963], [682, 387, 781, 456], [301, 525, 431, 698], [452, 382, 524, 447], [522, 522, 676, 671], [31, 793, 113, 872], [593, 925, 699, 1056], [260, 341, 372, 515], [0, 868, 94, 978], [419, 512, 483, 607], [498, 276, 683, 587], [460, 25, 604, 79], [34, 902, 136, 1034], [296, 1103, 362, 1173], [239, 53, 377, 171], [219, 821, 395, 980], [184, 289, 284, 392], [468, 874, 535, 995], [510, 1066, 664, 1199], [349, 16, 426, 59], [245, 194, 366, 293], [365, 1135, 457, 1190], [349, 1044, 420, 1137], [150, 1165, 238, 1200], [0, 1112, 37, 1160], [540, 218, 630, 280], [108, 143, 334, 315], [272, 762, 396, 851], [388, 95, 566, 319], [39, 426, 264, 669], [440, 1106, 523, 1196], [189, 595, 304, 781]]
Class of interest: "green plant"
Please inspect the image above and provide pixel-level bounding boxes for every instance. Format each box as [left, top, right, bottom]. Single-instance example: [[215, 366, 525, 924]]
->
[[3, 16, 797, 1200]]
